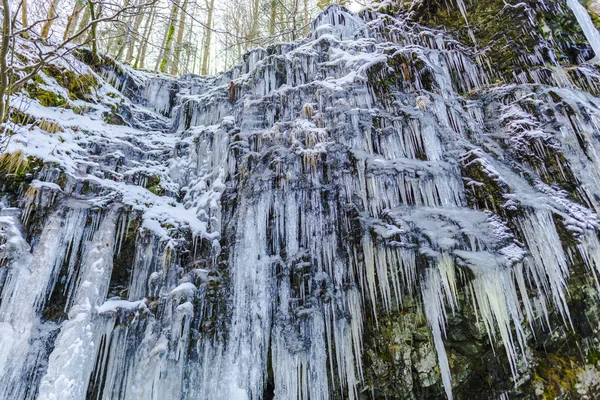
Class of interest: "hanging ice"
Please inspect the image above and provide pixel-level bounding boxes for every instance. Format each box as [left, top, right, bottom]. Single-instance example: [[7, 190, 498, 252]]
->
[[567, 0, 600, 62]]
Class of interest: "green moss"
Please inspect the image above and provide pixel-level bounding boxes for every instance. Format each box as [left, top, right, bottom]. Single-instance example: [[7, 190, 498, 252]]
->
[[25, 84, 67, 107], [14, 52, 29, 64], [533, 354, 583, 399], [66, 72, 98, 101], [159, 23, 176, 73], [0, 154, 44, 204], [41, 66, 98, 101], [32, 74, 45, 85], [410, 0, 589, 78], [146, 175, 165, 196]]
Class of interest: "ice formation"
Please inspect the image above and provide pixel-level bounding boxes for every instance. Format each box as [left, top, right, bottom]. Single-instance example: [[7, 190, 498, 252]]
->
[[567, 0, 600, 62], [2, 1, 600, 399]]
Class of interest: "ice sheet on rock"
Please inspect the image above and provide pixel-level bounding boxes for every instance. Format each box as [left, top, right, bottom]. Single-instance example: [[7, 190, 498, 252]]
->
[[0, 205, 89, 400], [312, 5, 366, 41], [38, 207, 119, 400]]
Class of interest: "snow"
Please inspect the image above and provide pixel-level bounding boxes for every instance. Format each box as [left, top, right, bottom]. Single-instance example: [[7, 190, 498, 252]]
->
[[96, 298, 147, 314], [170, 282, 197, 300]]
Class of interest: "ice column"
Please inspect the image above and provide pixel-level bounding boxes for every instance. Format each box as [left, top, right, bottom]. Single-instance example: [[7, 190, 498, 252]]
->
[[567, 0, 600, 62], [38, 207, 119, 400]]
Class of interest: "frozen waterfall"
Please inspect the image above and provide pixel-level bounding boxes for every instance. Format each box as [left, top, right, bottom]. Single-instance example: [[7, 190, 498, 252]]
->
[[2, 1, 600, 400]]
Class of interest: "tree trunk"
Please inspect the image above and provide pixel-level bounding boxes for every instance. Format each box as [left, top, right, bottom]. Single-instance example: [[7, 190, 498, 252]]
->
[[0, 0, 11, 122], [135, 4, 156, 69], [88, 0, 99, 62], [269, 0, 277, 36], [125, 0, 145, 63], [20, 0, 29, 39], [171, 0, 188, 75], [40, 0, 61, 38], [64, 0, 84, 40], [107, 0, 132, 59], [183, 10, 194, 73], [303, 0, 309, 35], [75, 2, 91, 44], [200, 0, 215, 75], [250, 0, 260, 40], [156, 0, 179, 73]]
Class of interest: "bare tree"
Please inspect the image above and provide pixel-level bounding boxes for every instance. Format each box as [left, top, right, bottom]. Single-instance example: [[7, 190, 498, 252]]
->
[[20, 0, 29, 39], [64, 0, 86, 40], [155, 0, 179, 72], [171, 0, 188, 75], [134, 3, 157, 69], [124, 0, 146, 62], [0, 0, 12, 121], [200, 0, 215, 75], [0, 0, 157, 122], [40, 0, 61, 38]]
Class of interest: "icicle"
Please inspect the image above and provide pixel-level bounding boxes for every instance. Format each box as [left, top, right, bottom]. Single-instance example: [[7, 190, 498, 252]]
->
[[457, 251, 528, 381], [519, 210, 572, 327], [578, 231, 600, 292], [38, 207, 120, 400], [0, 205, 88, 399], [567, 0, 600, 62], [421, 267, 453, 400]]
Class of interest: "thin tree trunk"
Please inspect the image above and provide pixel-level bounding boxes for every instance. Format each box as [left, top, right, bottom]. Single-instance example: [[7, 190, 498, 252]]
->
[[75, 2, 91, 44], [291, 0, 298, 41], [269, 0, 277, 36], [250, 0, 260, 40], [64, 0, 85, 40], [200, 0, 215, 75], [183, 11, 194, 73], [125, 0, 145, 62], [20, 0, 29, 39], [156, 0, 179, 73], [0, 0, 11, 122], [192, 30, 200, 73], [41, 0, 61, 38], [135, 5, 156, 69], [303, 0, 309, 35], [171, 0, 188, 75], [107, 0, 131, 59], [88, 1, 99, 62]]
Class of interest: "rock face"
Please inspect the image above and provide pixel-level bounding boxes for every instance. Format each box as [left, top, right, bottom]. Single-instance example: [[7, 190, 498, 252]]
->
[[2, 1, 600, 399]]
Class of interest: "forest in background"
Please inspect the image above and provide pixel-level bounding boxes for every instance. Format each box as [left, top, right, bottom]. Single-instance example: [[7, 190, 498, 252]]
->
[[11, 0, 357, 76]]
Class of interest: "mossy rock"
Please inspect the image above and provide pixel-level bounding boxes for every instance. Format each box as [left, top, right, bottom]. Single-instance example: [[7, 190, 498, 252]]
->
[[460, 153, 510, 216], [410, 0, 590, 78], [25, 83, 67, 107], [533, 354, 583, 399], [104, 111, 127, 126], [146, 175, 166, 196], [0, 152, 44, 201], [41, 65, 98, 101]]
